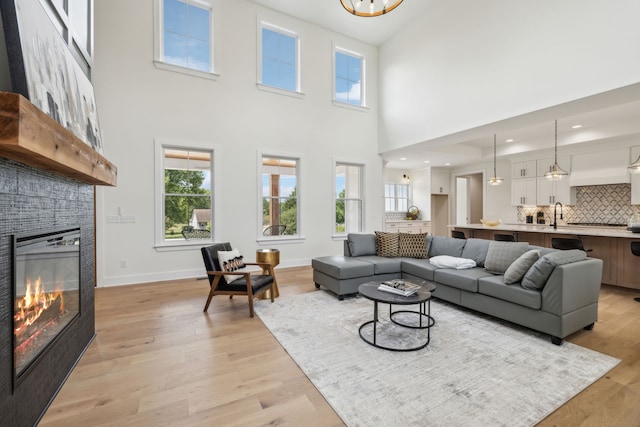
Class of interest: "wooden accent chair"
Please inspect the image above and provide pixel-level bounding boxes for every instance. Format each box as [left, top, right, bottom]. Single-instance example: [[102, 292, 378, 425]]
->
[[201, 243, 274, 317]]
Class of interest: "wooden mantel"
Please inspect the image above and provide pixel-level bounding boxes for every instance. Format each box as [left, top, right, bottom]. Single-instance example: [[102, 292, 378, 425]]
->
[[0, 92, 117, 186]]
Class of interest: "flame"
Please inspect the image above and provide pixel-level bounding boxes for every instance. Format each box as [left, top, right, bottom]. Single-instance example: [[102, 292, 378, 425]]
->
[[14, 276, 64, 337]]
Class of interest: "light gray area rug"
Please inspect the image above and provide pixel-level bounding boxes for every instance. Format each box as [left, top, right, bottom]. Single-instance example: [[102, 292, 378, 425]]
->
[[254, 291, 619, 427]]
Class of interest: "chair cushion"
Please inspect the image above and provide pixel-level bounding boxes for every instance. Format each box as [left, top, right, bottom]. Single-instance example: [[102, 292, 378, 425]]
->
[[428, 235, 466, 258], [460, 238, 491, 267], [398, 232, 428, 258], [218, 274, 274, 293], [375, 231, 399, 257], [503, 250, 541, 284], [484, 241, 529, 274], [347, 233, 377, 256]]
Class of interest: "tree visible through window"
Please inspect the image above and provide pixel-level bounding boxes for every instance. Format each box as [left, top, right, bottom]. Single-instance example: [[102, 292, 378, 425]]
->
[[335, 163, 363, 234], [163, 148, 212, 240], [262, 156, 298, 236]]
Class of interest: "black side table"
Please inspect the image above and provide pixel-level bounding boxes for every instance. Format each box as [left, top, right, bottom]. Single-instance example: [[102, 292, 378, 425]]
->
[[358, 281, 435, 352]]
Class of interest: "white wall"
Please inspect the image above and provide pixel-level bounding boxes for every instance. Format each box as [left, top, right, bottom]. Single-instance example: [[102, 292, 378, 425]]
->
[[93, 0, 381, 286], [378, 0, 640, 151]]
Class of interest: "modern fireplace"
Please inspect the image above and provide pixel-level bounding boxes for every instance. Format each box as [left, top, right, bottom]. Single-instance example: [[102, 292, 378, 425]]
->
[[13, 227, 81, 385]]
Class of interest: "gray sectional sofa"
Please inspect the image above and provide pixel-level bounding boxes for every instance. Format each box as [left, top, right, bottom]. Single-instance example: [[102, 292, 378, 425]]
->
[[311, 233, 603, 345]]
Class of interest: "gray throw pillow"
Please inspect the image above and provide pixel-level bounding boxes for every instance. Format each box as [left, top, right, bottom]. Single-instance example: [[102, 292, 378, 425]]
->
[[483, 241, 530, 274], [460, 238, 491, 267], [521, 249, 587, 290], [347, 233, 377, 256], [428, 236, 466, 258], [503, 250, 541, 284]]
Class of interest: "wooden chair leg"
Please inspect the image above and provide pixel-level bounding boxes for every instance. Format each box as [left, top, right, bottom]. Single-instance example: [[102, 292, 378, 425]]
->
[[204, 289, 215, 312], [248, 295, 255, 318]]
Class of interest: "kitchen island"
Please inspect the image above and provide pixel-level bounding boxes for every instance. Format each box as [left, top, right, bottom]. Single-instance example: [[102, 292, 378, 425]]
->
[[450, 223, 640, 290]]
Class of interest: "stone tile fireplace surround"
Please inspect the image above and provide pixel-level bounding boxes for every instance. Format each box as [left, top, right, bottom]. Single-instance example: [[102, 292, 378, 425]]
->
[[0, 158, 96, 426]]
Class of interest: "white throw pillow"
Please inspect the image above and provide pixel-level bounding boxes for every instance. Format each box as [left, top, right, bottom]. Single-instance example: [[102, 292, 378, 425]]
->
[[217, 248, 246, 283], [429, 255, 477, 270]]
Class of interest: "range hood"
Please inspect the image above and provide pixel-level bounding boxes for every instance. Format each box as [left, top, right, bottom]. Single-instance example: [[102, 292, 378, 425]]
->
[[569, 149, 630, 187]]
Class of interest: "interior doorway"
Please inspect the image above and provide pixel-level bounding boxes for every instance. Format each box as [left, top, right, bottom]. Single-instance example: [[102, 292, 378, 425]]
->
[[456, 173, 483, 225]]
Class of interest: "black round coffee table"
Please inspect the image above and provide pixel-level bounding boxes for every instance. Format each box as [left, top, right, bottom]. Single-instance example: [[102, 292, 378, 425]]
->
[[358, 281, 435, 352]]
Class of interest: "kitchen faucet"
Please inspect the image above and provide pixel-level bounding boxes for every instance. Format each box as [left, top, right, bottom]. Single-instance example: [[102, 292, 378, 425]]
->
[[552, 202, 563, 230]]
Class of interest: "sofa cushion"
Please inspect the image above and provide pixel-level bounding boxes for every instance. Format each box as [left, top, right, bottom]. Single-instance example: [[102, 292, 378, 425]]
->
[[347, 233, 377, 256], [429, 255, 476, 270], [460, 238, 491, 267], [401, 258, 439, 281], [398, 232, 429, 258], [434, 267, 494, 292], [484, 241, 530, 274], [428, 235, 466, 258], [311, 256, 374, 279], [478, 275, 542, 309], [503, 250, 541, 284], [357, 256, 403, 274], [521, 249, 587, 290], [375, 231, 399, 257]]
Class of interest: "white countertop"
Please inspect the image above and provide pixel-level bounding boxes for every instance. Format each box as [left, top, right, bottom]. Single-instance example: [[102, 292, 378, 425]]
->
[[450, 223, 640, 239]]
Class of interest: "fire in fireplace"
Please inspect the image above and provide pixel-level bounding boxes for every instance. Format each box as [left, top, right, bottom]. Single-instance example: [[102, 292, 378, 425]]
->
[[13, 227, 81, 382]]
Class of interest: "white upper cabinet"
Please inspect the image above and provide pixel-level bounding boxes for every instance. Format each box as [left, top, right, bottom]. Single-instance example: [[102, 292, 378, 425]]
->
[[569, 149, 629, 186], [511, 161, 537, 179], [511, 178, 536, 206], [430, 170, 450, 194], [537, 177, 571, 205]]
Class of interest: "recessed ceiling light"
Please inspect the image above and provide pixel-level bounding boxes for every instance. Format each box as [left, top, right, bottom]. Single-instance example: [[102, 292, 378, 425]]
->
[[505, 139, 514, 143], [400, 157, 407, 161], [424, 160, 430, 164], [445, 163, 451, 166], [572, 125, 582, 129]]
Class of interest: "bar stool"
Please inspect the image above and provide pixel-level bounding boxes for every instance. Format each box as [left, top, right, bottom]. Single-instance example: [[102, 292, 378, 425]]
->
[[494, 233, 516, 242], [551, 237, 592, 253], [451, 230, 466, 239], [632, 242, 640, 302]]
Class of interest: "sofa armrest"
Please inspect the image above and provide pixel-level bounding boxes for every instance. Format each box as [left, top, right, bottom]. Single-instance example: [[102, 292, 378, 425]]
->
[[541, 258, 603, 315]]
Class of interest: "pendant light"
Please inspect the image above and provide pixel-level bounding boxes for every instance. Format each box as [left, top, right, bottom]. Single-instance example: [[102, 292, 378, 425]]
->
[[339, 0, 404, 17], [628, 154, 640, 174], [487, 134, 503, 186], [544, 120, 569, 180]]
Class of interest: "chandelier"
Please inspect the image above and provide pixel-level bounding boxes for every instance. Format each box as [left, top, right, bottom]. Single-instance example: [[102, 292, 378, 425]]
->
[[340, 0, 404, 17]]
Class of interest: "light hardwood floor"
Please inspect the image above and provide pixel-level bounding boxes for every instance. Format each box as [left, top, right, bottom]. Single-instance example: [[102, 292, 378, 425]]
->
[[40, 267, 640, 426]]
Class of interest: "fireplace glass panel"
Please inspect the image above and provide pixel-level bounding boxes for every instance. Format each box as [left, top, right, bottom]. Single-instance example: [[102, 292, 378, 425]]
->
[[14, 227, 81, 379]]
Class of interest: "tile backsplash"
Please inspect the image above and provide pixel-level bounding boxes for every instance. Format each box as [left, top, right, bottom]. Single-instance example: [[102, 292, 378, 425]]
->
[[517, 184, 640, 225]]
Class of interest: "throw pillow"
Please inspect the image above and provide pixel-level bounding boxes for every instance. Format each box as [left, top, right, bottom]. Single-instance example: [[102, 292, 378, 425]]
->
[[483, 241, 530, 274], [218, 248, 247, 283], [347, 233, 377, 256], [521, 249, 587, 290], [460, 238, 491, 267], [375, 231, 399, 257], [428, 235, 467, 258], [429, 255, 476, 269], [503, 250, 541, 284], [398, 232, 428, 258]]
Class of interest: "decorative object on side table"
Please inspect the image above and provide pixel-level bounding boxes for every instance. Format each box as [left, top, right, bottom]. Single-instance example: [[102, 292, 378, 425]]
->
[[256, 248, 280, 298], [480, 218, 501, 227]]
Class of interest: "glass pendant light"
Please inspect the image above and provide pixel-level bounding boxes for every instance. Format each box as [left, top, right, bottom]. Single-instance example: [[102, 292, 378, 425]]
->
[[487, 134, 503, 186], [628, 154, 640, 174], [544, 120, 569, 180]]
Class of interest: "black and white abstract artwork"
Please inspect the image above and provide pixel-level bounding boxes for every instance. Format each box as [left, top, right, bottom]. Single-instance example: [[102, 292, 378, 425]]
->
[[1, 0, 103, 153]]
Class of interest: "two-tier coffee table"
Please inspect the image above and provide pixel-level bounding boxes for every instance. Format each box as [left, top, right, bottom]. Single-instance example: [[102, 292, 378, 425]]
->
[[358, 281, 436, 352]]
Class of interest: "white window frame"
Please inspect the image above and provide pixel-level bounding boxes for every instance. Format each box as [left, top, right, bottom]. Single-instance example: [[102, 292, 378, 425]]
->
[[153, 0, 219, 80], [384, 183, 409, 212], [332, 45, 368, 110], [257, 151, 305, 244], [256, 20, 304, 98], [333, 160, 365, 238], [154, 138, 220, 251]]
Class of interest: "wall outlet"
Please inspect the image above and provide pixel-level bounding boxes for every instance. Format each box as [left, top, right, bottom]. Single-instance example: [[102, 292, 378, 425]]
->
[[120, 259, 128, 268], [120, 215, 136, 223], [106, 215, 120, 223]]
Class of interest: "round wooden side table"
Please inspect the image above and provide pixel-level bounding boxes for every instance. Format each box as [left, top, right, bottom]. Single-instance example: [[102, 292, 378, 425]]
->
[[256, 248, 280, 299]]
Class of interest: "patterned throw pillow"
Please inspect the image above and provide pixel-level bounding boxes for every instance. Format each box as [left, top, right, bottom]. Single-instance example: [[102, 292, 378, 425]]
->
[[217, 248, 246, 283], [503, 250, 541, 284], [484, 241, 530, 274], [398, 232, 428, 258], [375, 231, 399, 257]]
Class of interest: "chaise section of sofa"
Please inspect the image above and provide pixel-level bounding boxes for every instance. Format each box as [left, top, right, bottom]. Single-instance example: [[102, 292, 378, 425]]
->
[[311, 233, 603, 344]]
